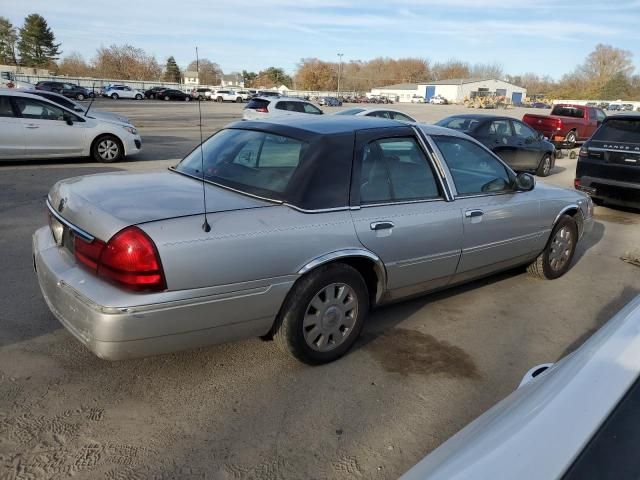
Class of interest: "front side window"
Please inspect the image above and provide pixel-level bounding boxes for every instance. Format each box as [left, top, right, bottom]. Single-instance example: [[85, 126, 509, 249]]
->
[[512, 120, 537, 139], [359, 137, 441, 204], [301, 103, 322, 114], [436, 117, 480, 132], [433, 136, 512, 196], [13, 97, 66, 121], [176, 129, 307, 198]]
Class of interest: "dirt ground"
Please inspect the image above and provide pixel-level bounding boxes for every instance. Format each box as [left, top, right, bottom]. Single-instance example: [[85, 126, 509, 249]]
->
[[1, 100, 639, 480]]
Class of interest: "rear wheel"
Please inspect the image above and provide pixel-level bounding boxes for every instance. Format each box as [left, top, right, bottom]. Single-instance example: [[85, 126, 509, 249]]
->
[[92, 135, 123, 163], [565, 131, 577, 149], [164, 95, 170, 101], [111, 93, 119, 100], [273, 263, 368, 364], [184, 96, 190, 102], [527, 215, 578, 280], [135, 94, 143, 100], [75, 93, 85, 101], [236, 97, 242, 103], [537, 154, 552, 177]]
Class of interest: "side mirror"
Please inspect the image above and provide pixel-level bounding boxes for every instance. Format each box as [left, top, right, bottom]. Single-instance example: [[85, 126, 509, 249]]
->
[[63, 114, 74, 126], [515, 172, 535, 191], [525, 136, 534, 144]]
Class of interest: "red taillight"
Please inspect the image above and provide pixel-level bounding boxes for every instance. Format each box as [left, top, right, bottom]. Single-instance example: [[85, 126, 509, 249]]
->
[[574, 178, 581, 189], [555, 118, 562, 130], [74, 236, 106, 271], [256, 107, 268, 113], [74, 226, 165, 291]]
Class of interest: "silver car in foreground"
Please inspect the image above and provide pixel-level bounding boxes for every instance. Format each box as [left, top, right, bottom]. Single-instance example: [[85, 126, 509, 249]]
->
[[33, 116, 593, 364], [402, 295, 640, 480]]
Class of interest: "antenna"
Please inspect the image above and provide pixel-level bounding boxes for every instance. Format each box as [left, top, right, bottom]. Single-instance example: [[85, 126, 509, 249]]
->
[[84, 82, 95, 117], [196, 46, 211, 232]]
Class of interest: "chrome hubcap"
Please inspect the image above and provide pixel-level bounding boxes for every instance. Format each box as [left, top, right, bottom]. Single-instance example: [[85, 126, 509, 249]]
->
[[303, 283, 358, 352], [549, 226, 573, 271], [543, 157, 551, 175], [97, 139, 119, 160]]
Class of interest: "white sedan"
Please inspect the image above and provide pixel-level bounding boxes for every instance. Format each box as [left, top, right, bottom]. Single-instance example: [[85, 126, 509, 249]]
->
[[104, 85, 144, 100], [0, 89, 141, 162], [334, 107, 416, 122]]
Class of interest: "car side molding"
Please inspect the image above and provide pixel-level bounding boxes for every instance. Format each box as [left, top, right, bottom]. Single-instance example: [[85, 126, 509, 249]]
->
[[297, 249, 388, 303]]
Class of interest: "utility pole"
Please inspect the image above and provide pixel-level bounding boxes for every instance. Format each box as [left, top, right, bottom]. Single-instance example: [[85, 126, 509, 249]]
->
[[337, 53, 344, 96]]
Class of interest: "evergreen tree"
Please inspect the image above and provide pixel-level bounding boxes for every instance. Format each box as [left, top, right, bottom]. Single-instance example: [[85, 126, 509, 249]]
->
[[17, 14, 61, 67], [0, 17, 18, 65], [164, 56, 181, 83]]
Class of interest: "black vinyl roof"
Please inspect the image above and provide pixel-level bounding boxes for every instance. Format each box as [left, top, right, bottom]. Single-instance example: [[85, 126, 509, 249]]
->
[[229, 115, 406, 136]]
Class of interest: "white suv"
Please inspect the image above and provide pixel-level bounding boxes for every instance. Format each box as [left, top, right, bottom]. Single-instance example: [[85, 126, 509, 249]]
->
[[104, 85, 144, 100], [213, 89, 243, 103], [243, 97, 323, 120]]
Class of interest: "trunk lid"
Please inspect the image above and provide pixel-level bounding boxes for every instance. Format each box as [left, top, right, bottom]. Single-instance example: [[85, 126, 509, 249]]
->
[[48, 169, 274, 241]]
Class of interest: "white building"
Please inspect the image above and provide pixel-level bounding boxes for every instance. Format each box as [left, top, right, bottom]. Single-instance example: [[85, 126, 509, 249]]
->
[[371, 78, 527, 104], [183, 71, 199, 88], [221, 73, 244, 88], [418, 78, 527, 104]]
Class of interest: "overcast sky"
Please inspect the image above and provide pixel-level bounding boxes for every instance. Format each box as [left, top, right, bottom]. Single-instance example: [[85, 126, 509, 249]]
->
[[6, 0, 640, 78]]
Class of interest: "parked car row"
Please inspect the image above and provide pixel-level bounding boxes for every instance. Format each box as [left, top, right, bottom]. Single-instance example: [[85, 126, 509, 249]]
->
[[35, 81, 95, 101]]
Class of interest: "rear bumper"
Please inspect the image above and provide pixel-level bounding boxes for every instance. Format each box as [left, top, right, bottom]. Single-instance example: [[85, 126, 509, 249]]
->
[[33, 226, 292, 360], [577, 176, 640, 208]]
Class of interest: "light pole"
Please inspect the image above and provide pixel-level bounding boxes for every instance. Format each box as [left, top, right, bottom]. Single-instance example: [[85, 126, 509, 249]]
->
[[337, 53, 344, 97]]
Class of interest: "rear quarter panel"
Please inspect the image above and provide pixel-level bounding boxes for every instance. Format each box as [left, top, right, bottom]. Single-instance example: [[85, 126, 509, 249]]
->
[[140, 206, 362, 291]]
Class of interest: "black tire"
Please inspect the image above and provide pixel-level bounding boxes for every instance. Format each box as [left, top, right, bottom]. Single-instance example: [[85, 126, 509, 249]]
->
[[184, 96, 190, 102], [527, 215, 578, 280], [236, 97, 242, 103], [537, 154, 552, 177], [217, 96, 223, 103], [164, 95, 170, 101], [273, 263, 369, 365], [91, 134, 123, 163], [135, 94, 143, 100], [75, 93, 85, 101], [111, 93, 119, 100], [565, 131, 577, 149]]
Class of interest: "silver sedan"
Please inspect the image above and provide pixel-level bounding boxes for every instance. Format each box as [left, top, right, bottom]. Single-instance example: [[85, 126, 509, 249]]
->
[[33, 116, 593, 364]]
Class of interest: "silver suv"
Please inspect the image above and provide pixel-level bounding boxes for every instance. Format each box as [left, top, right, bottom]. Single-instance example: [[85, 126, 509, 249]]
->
[[243, 96, 323, 120]]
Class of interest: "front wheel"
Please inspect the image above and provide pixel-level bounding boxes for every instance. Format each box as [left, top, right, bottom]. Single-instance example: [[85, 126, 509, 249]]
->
[[91, 135, 123, 163], [111, 93, 119, 100], [76, 93, 85, 101], [164, 95, 170, 101], [184, 96, 190, 102], [537, 154, 552, 177], [135, 94, 143, 100], [217, 97, 223, 103], [236, 97, 242, 103], [565, 131, 577, 149], [527, 215, 578, 280], [273, 263, 368, 364]]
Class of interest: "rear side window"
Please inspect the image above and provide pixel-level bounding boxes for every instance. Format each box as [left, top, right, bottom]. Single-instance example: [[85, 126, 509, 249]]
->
[[593, 119, 640, 143], [301, 103, 322, 114], [276, 101, 297, 112], [0, 96, 15, 117], [551, 106, 585, 118], [435, 117, 480, 131], [246, 99, 270, 110]]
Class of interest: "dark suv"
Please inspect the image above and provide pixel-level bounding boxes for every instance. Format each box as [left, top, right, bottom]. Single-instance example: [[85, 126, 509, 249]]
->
[[35, 81, 93, 100], [575, 115, 640, 209]]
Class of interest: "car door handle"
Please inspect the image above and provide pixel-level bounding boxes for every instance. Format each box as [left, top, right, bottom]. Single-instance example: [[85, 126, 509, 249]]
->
[[465, 210, 484, 218], [24, 124, 39, 129], [370, 221, 395, 231]]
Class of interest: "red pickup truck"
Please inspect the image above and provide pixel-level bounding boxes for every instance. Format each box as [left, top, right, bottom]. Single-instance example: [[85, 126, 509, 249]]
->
[[523, 104, 606, 148]]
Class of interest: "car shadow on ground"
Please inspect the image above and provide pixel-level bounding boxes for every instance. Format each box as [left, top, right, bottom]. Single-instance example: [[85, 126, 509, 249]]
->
[[573, 220, 605, 264]]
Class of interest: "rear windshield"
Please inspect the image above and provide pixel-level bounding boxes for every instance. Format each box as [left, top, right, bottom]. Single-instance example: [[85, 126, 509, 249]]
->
[[335, 108, 365, 115], [245, 98, 270, 110], [175, 129, 308, 199], [551, 105, 585, 118], [593, 118, 640, 143], [436, 117, 480, 131]]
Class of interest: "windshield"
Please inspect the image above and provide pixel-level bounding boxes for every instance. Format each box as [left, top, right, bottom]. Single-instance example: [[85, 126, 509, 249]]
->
[[593, 118, 640, 143], [436, 117, 480, 131], [175, 128, 308, 199]]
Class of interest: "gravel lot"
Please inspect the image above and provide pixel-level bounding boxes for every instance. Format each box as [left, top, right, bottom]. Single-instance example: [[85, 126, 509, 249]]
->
[[1, 99, 639, 480]]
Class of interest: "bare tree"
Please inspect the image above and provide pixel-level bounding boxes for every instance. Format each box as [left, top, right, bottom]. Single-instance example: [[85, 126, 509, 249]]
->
[[186, 58, 222, 85], [57, 51, 92, 76], [93, 44, 161, 80]]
